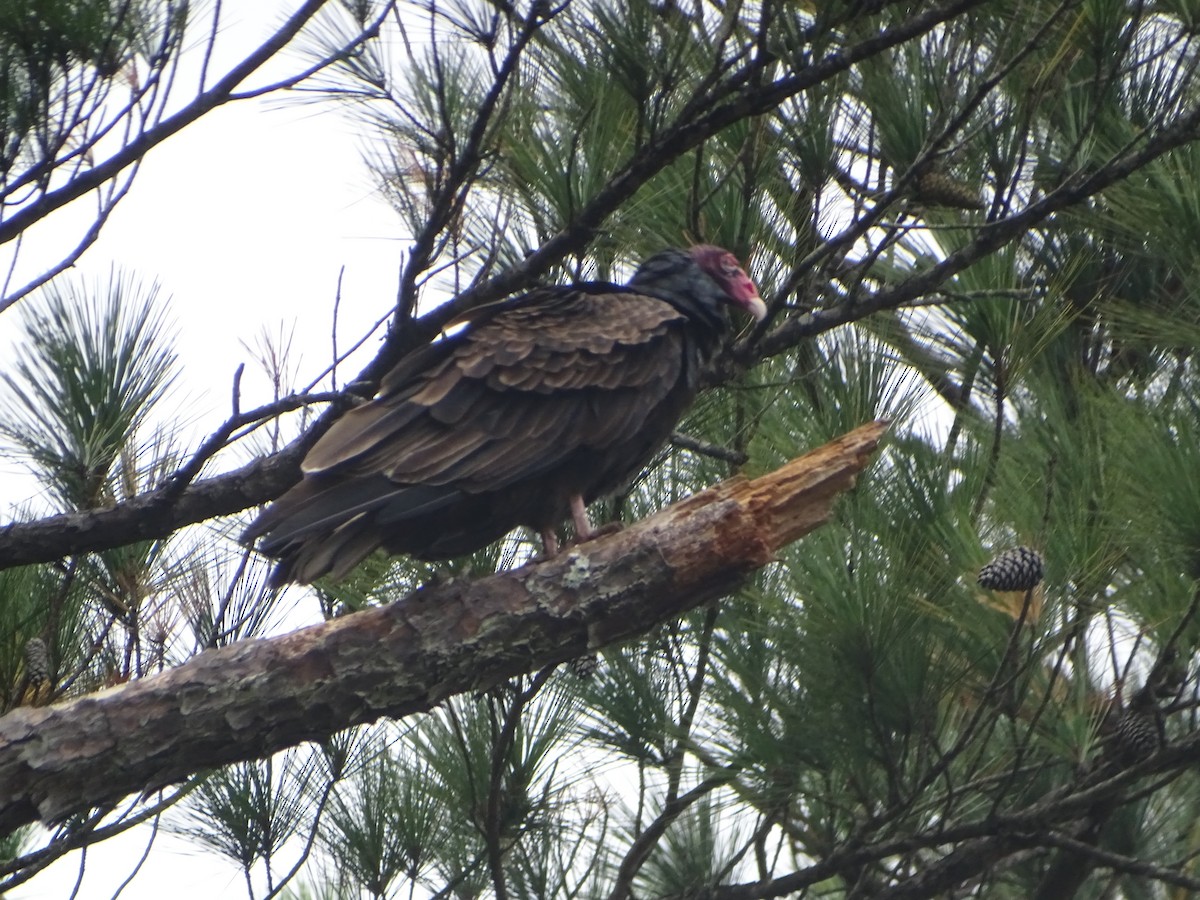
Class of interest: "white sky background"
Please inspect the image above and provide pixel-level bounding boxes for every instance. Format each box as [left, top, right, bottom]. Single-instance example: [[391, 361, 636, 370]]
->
[[6, 4, 407, 898], [0, 3, 407, 511]]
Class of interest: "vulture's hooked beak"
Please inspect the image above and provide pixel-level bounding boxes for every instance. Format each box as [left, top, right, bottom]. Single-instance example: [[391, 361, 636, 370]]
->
[[743, 292, 768, 323]]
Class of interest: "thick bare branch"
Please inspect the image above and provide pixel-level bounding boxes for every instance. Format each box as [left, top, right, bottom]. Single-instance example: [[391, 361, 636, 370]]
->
[[0, 442, 309, 569], [0, 422, 885, 831]]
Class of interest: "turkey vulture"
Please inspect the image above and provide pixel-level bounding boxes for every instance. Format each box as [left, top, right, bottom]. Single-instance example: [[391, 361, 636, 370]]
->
[[245, 245, 766, 585]]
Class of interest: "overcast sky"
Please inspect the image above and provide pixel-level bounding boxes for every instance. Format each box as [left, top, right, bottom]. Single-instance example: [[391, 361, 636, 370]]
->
[[0, 4, 406, 510], [9, 6, 406, 898]]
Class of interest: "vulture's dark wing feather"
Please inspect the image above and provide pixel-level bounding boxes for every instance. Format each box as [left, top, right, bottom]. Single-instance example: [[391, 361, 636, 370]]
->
[[302, 289, 687, 490], [246, 286, 695, 584]]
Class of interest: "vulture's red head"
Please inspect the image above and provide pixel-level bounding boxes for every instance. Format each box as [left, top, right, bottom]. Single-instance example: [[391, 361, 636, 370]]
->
[[689, 244, 767, 322], [630, 245, 767, 328]]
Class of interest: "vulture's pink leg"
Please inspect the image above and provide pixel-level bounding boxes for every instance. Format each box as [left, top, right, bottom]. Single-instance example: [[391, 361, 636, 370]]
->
[[570, 494, 592, 539]]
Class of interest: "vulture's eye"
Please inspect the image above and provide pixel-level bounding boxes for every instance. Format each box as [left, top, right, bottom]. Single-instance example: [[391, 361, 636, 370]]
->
[[721, 260, 740, 275]]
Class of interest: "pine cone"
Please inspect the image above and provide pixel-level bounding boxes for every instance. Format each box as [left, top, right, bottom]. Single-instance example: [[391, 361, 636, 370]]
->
[[913, 170, 984, 210], [978, 546, 1044, 591], [24, 637, 50, 688], [1112, 706, 1164, 765], [568, 652, 600, 679]]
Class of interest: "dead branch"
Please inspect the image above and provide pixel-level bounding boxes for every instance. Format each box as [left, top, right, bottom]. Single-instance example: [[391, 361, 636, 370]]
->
[[0, 422, 886, 831]]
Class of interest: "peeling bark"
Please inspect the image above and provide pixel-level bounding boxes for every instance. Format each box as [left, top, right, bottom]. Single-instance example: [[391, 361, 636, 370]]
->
[[0, 422, 885, 831]]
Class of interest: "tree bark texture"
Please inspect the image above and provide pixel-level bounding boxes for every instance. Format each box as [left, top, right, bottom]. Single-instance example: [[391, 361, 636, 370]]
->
[[0, 422, 885, 831], [0, 443, 308, 570]]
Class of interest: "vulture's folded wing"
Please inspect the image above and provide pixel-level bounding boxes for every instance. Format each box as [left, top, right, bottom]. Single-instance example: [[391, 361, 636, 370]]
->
[[244, 286, 700, 582], [301, 287, 691, 494]]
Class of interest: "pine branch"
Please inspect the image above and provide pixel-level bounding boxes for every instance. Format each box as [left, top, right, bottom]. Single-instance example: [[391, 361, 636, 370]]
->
[[1037, 827, 1200, 893], [162, 391, 346, 498], [696, 738, 1200, 900], [0, 441, 309, 569], [0, 780, 198, 893], [393, 2, 556, 327], [1029, 805, 1113, 900], [484, 667, 555, 900], [607, 771, 737, 900], [753, 95, 1200, 357], [0, 423, 884, 832], [356, 0, 993, 384]]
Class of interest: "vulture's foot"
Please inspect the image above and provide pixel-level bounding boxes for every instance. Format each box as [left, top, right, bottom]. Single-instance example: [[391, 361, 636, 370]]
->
[[572, 521, 624, 545]]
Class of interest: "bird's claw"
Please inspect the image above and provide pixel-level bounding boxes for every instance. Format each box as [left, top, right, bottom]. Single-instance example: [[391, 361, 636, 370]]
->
[[571, 522, 624, 546]]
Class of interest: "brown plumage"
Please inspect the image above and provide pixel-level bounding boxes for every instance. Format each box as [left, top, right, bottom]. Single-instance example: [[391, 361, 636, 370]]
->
[[244, 245, 765, 585]]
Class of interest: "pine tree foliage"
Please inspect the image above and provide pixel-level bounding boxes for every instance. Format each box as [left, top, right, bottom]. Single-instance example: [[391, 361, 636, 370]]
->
[[10, 1, 1200, 898], [179, 754, 309, 872], [1, 268, 177, 511]]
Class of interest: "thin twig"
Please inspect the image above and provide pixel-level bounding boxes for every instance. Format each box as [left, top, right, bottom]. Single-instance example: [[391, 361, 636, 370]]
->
[[260, 773, 340, 900], [606, 771, 738, 900], [485, 666, 557, 900], [163, 391, 345, 497], [0, 783, 195, 890], [670, 432, 749, 466], [110, 811, 162, 900], [231, 363, 245, 418], [331, 267, 345, 392]]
